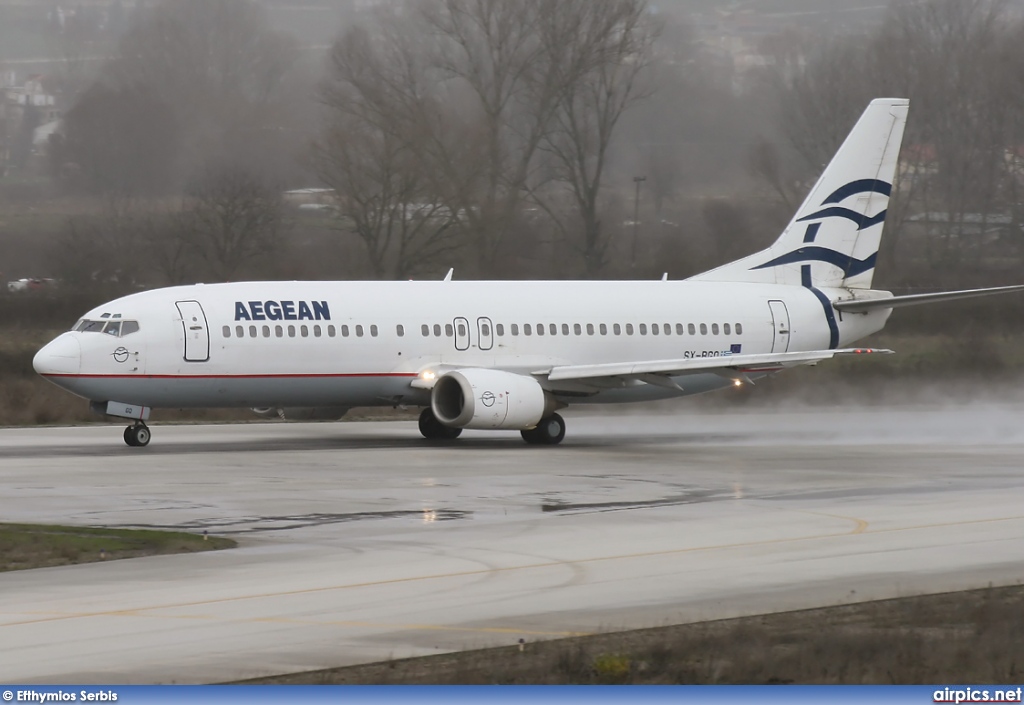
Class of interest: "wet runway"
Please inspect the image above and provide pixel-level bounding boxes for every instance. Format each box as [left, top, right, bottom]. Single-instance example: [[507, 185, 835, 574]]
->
[[1, 406, 1023, 683]]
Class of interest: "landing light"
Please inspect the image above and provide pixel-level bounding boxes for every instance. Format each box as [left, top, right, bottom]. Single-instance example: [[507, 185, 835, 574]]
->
[[420, 370, 436, 382], [733, 379, 743, 387]]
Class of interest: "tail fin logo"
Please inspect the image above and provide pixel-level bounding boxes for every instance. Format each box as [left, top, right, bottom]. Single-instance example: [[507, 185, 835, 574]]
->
[[795, 178, 892, 231], [750, 178, 891, 277]]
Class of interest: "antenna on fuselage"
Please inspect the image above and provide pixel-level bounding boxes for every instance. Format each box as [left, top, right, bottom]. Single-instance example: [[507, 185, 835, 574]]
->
[[661, 272, 668, 281], [443, 268, 454, 282]]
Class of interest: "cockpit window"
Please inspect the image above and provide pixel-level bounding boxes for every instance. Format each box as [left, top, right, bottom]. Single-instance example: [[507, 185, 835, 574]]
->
[[74, 319, 140, 337], [77, 320, 106, 333]]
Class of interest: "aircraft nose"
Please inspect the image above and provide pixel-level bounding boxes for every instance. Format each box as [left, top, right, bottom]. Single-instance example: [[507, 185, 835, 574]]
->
[[33, 334, 81, 376]]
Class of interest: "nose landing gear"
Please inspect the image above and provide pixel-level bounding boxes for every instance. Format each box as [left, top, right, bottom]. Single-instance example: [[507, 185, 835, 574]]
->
[[123, 422, 151, 447]]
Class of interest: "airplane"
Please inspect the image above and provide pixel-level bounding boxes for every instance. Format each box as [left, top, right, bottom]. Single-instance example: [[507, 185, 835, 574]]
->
[[33, 98, 1024, 447]]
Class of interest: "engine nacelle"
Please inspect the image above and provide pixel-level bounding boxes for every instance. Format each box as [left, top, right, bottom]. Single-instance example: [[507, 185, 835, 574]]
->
[[250, 407, 349, 421], [431, 368, 555, 430]]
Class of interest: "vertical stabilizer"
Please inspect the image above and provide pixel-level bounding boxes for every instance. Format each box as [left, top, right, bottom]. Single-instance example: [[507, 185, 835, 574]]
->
[[691, 98, 908, 289]]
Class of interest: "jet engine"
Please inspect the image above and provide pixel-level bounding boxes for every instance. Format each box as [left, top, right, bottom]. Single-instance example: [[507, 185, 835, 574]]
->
[[431, 368, 559, 430], [250, 407, 349, 421]]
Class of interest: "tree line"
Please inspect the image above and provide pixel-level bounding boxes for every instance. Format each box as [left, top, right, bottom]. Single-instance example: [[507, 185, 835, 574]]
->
[[35, 0, 1024, 288]]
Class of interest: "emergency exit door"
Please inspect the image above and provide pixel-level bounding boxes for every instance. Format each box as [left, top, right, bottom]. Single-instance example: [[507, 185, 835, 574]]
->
[[176, 300, 210, 362]]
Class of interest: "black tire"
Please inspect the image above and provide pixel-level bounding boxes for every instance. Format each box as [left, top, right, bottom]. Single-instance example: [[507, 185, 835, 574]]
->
[[521, 413, 566, 445], [418, 408, 462, 440], [125, 424, 151, 447]]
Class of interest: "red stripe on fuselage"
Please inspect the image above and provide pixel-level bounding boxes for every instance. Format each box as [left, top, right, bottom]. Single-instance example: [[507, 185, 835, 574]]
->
[[40, 373, 419, 379]]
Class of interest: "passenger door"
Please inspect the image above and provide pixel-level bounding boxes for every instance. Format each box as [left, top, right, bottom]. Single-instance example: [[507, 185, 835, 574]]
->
[[175, 300, 210, 362], [768, 300, 791, 354]]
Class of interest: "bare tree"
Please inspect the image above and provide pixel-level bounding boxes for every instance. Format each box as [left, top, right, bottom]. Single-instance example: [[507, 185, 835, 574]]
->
[[316, 21, 464, 279], [418, 0, 570, 275], [529, 0, 658, 276], [177, 167, 286, 282]]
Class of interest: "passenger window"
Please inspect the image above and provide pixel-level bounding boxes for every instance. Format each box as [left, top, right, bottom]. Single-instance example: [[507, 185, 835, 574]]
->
[[511, 324, 519, 336], [356, 325, 364, 337], [639, 323, 647, 335], [587, 323, 594, 335], [421, 324, 429, 337], [275, 325, 283, 337], [445, 324, 454, 337], [574, 323, 582, 335], [341, 325, 350, 337], [664, 324, 671, 335], [626, 323, 634, 335], [370, 325, 378, 337], [736, 323, 743, 335], [235, 325, 244, 338], [712, 323, 719, 335], [723, 323, 731, 335], [222, 326, 230, 338], [524, 324, 532, 336], [700, 323, 708, 335], [676, 323, 684, 335], [433, 324, 442, 337], [482, 323, 491, 336], [249, 325, 257, 337], [613, 323, 621, 335], [314, 325, 321, 337], [396, 324, 404, 337], [457, 323, 467, 337], [688, 323, 696, 335], [651, 324, 659, 336], [301, 325, 309, 337], [289, 325, 297, 337], [599, 323, 607, 335], [328, 325, 336, 337], [550, 324, 557, 335], [536, 323, 544, 336], [262, 325, 271, 338], [495, 324, 504, 336], [561, 323, 569, 335]]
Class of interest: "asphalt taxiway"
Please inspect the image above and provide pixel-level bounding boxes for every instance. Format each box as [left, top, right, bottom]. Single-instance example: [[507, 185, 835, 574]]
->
[[1, 406, 1023, 683]]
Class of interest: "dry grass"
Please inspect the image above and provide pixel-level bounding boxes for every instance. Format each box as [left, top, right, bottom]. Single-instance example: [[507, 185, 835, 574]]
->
[[0, 523, 235, 572], [239, 584, 1024, 684]]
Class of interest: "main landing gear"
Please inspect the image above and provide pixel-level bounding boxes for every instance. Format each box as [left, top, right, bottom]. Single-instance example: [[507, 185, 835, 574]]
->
[[123, 422, 151, 447], [520, 413, 566, 446], [418, 408, 462, 440]]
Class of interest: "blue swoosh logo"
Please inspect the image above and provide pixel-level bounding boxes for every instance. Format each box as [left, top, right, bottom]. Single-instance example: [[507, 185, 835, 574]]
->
[[751, 246, 877, 278], [822, 179, 892, 204], [796, 206, 887, 231]]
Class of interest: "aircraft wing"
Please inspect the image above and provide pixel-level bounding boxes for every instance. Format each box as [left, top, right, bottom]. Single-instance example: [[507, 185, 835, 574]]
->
[[536, 348, 892, 389]]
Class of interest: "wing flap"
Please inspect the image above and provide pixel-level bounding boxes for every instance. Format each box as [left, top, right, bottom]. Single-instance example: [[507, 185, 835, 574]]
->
[[540, 348, 892, 383]]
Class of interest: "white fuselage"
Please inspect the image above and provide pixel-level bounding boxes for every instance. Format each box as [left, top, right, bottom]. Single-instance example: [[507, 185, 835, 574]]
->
[[34, 280, 891, 410]]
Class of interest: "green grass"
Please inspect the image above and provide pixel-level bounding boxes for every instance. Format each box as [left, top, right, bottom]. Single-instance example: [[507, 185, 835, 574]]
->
[[0, 523, 236, 572]]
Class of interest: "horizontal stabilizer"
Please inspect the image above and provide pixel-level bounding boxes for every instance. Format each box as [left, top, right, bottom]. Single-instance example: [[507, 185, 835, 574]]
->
[[833, 285, 1024, 313], [538, 348, 893, 384]]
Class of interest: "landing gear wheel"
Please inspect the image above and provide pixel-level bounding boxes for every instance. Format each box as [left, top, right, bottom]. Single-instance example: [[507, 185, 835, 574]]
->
[[521, 412, 566, 446], [124, 422, 151, 447], [418, 408, 462, 440]]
